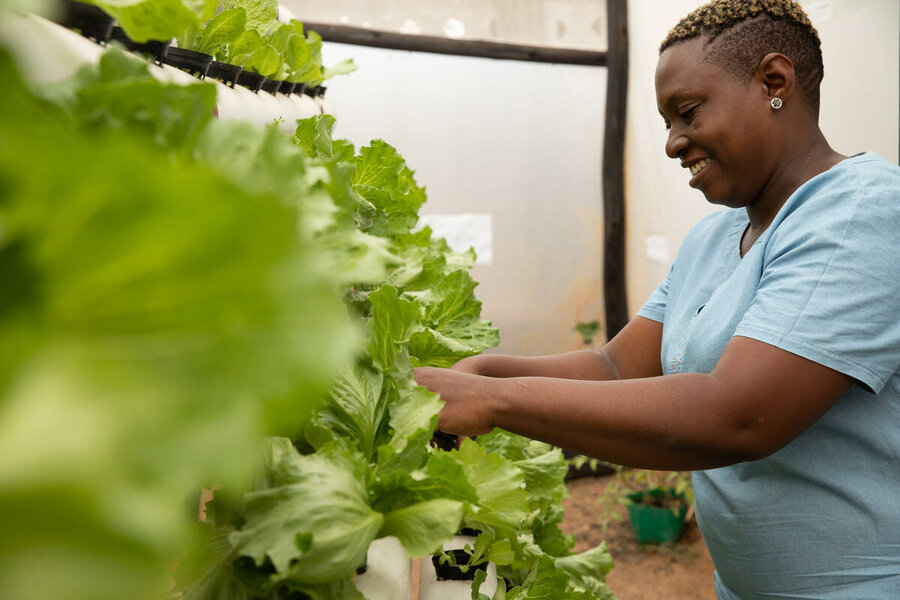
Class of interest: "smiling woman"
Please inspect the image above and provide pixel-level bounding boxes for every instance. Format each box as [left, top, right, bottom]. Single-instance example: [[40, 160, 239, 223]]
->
[[414, 1, 900, 599]]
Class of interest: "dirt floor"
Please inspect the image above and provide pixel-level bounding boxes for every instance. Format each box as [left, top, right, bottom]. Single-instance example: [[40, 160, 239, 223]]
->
[[561, 474, 717, 600]]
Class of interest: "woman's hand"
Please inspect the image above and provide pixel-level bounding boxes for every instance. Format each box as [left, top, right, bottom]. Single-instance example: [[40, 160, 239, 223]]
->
[[414, 366, 499, 437], [448, 355, 485, 375]]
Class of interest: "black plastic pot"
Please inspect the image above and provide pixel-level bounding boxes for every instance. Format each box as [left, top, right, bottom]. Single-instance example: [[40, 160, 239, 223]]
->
[[318, 85, 327, 97], [301, 85, 317, 98], [162, 47, 214, 79], [235, 70, 265, 93], [279, 80, 297, 95], [260, 78, 283, 94], [292, 83, 307, 96], [431, 549, 487, 582], [109, 26, 169, 64], [56, 0, 114, 43], [207, 61, 243, 88], [431, 430, 458, 451]]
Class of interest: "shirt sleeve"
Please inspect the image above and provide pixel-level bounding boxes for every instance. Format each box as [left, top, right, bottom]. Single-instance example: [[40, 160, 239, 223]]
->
[[637, 262, 674, 324], [734, 162, 900, 394]]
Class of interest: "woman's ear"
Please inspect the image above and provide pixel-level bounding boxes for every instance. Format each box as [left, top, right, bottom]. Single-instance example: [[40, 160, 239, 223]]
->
[[757, 52, 795, 103]]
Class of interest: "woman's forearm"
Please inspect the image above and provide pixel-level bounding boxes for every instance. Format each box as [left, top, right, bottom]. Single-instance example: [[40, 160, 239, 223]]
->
[[420, 326, 851, 471], [456, 350, 618, 380], [484, 373, 748, 470]]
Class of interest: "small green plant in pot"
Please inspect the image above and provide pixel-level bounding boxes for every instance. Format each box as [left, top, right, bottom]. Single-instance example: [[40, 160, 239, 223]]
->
[[597, 466, 693, 544]]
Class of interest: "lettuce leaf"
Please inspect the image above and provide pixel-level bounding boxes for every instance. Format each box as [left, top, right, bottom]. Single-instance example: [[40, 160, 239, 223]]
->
[[378, 498, 464, 556], [84, 0, 201, 43], [186, 7, 247, 55], [0, 49, 352, 600], [353, 140, 427, 237], [230, 439, 383, 584]]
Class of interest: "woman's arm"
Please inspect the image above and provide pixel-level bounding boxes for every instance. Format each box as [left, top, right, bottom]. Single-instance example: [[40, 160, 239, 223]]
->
[[452, 317, 664, 381], [415, 335, 852, 471]]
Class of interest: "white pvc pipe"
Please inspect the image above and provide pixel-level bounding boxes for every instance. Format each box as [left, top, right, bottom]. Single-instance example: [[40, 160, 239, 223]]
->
[[319, 94, 336, 116], [295, 93, 324, 118], [354, 536, 411, 600], [0, 12, 103, 83]]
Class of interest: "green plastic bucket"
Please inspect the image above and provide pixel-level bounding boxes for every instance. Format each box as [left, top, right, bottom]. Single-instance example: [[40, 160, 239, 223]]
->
[[626, 489, 689, 544]]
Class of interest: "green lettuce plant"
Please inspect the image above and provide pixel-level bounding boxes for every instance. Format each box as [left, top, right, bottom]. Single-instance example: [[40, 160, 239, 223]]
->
[[1, 25, 614, 600]]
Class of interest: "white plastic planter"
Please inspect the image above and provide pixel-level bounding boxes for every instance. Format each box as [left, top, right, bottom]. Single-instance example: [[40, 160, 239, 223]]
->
[[354, 536, 411, 600], [294, 92, 324, 118], [311, 94, 328, 116], [319, 94, 336, 116], [272, 92, 307, 134], [0, 12, 103, 84], [419, 534, 498, 600]]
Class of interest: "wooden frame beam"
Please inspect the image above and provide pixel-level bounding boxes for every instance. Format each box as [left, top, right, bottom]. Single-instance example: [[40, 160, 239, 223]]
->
[[303, 22, 608, 66]]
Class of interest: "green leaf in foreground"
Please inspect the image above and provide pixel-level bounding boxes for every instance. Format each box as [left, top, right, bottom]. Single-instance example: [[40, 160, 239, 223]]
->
[[51, 48, 217, 152], [230, 439, 383, 584], [0, 47, 351, 600], [378, 498, 464, 557], [453, 439, 530, 537]]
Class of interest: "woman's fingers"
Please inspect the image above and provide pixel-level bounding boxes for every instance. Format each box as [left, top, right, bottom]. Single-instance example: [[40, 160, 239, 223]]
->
[[414, 367, 496, 438]]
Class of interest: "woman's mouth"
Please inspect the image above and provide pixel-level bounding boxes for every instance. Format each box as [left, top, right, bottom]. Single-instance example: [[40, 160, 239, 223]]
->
[[689, 158, 711, 177]]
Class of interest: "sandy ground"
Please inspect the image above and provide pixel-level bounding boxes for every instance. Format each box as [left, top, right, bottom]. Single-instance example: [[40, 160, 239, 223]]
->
[[561, 474, 717, 600]]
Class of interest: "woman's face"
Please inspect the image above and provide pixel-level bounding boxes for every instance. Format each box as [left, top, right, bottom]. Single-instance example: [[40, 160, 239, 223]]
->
[[655, 38, 777, 208]]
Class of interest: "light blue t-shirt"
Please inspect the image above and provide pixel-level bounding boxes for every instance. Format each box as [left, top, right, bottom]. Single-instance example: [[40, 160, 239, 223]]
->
[[638, 153, 900, 599]]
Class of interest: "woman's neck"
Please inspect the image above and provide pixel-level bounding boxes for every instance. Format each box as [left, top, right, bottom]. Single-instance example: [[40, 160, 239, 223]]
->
[[739, 128, 845, 256], [745, 128, 845, 231]]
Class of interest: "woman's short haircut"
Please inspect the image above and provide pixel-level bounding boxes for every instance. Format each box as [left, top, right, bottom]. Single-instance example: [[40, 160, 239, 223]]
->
[[660, 0, 824, 114]]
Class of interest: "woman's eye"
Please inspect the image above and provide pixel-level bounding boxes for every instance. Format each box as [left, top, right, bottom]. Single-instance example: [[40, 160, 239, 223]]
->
[[680, 106, 697, 124]]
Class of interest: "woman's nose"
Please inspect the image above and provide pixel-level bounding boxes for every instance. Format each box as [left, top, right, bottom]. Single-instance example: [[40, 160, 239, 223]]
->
[[665, 127, 689, 159]]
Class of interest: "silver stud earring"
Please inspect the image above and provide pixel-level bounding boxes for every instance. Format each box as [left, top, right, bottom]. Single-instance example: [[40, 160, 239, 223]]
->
[[771, 97, 783, 110]]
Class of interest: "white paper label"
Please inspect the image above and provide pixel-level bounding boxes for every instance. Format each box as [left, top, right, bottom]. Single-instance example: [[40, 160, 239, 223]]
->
[[646, 235, 671, 265]]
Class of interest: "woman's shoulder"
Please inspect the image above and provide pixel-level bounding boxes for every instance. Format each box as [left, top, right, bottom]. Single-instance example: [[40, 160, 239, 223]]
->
[[813, 152, 900, 194], [778, 152, 899, 226]]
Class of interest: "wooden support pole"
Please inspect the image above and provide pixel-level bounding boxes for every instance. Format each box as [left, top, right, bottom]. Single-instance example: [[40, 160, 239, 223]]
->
[[602, 0, 629, 338]]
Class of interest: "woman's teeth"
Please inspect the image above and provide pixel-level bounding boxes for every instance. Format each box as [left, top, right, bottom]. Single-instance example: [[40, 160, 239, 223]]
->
[[690, 158, 710, 176]]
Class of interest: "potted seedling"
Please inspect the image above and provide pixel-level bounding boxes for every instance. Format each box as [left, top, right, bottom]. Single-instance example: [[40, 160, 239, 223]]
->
[[597, 466, 693, 544]]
